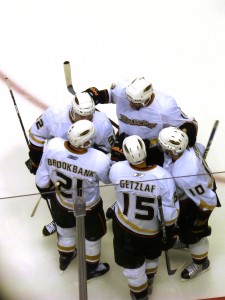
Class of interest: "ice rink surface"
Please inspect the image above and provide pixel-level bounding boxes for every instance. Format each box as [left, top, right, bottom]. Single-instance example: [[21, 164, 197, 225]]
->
[[0, 0, 225, 299]]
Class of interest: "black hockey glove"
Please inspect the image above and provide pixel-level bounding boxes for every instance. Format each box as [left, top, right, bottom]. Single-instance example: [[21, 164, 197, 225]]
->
[[25, 158, 38, 175], [84, 87, 109, 105], [111, 145, 126, 162], [179, 120, 198, 147], [26, 142, 43, 174], [36, 184, 53, 201], [111, 132, 127, 162], [162, 224, 179, 251], [143, 141, 164, 167]]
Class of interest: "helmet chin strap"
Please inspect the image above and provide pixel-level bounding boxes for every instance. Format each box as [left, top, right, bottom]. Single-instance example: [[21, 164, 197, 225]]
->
[[69, 108, 76, 122], [142, 93, 155, 107]]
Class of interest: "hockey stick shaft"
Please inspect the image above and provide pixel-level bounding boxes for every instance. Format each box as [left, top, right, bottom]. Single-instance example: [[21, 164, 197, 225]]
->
[[5, 78, 55, 218], [5, 78, 29, 147], [157, 196, 177, 275], [63, 61, 119, 130], [30, 196, 42, 217], [203, 120, 219, 160]]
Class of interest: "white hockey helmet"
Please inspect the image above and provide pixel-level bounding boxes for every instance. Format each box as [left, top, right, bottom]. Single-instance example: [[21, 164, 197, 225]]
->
[[122, 135, 147, 165], [67, 119, 95, 149], [158, 127, 189, 156], [71, 92, 95, 117], [126, 77, 153, 105]]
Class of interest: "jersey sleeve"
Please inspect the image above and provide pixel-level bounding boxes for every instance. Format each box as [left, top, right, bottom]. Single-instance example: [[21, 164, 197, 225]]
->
[[177, 175, 217, 211], [93, 112, 115, 154], [93, 152, 111, 184], [29, 108, 54, 147], [160, 96, 198, 146], [158, 169, 179, 225], [35, 143, 52, 189]]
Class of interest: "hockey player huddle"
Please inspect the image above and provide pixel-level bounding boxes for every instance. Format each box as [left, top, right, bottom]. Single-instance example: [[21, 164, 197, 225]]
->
[[27, 77, 220, 300]]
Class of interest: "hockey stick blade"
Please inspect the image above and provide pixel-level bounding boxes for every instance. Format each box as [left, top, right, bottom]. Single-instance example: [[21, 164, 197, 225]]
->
[[63, 61, 76, 95], [164, 251, 177, 275]]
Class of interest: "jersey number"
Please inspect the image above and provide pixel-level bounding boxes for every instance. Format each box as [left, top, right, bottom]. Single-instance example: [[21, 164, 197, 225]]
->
[[56, 171, 83, 198], [189, 184, 205, 196], [123, 193, 155, 220], [36, 116, 44, 129]]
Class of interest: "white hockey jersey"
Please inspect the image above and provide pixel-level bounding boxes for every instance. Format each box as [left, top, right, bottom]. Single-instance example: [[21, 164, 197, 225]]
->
[[163, 144, 217, 211], [107, 80, 195, 141], [109, 161, 179, 236], [35, 137, 111, 210], [29, 104, 115, 153]]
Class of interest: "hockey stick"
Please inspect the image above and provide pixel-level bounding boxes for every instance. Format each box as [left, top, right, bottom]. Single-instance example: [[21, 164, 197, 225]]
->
[[63, 61, 119, 130], [157, 196, 177, 276], [5, 78, 48, 217], [203, 120, 219, 160], [5, 78, 29, 147], [5, 78, 55, 219], [63, 61, 76, 95], [30, 196, 42, 217]]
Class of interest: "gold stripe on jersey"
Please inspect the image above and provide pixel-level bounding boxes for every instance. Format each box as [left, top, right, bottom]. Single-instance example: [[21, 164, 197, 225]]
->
[[56, 190, 100, 210], [28, 129, 45, 145], [118, 208, 160, 235], [56, 190, 74, 209], [199, 199, 216, 211]]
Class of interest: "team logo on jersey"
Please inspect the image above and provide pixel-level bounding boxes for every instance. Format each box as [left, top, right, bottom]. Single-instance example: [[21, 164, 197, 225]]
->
[[119, 114, 157, 129], [67, 154, 78, 160], [133, 173, 145, 178]]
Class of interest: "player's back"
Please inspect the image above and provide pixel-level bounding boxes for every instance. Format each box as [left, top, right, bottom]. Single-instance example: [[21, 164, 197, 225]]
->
[[38, 137, 111, 209], [109, 160, 176, 235]]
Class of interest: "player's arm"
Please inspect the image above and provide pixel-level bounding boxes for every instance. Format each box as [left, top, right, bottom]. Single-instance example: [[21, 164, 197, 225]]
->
[[162, 97, 198, 147], [26, 113, 51, 174]]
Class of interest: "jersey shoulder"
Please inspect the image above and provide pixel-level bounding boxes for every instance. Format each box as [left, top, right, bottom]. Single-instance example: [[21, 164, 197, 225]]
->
[[111, 79, 131, 98], [45, 137, 65, 151], [44, 104, 71, 122], [88, 148, 111, 163], [154, 90, 178, 110]]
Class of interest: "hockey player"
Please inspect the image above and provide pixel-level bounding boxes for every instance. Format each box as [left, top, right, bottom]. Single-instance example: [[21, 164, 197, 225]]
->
[[26, 92, 115, 235], [109, 135, 179, 300], [84, 77, 198, 219], [35, 119, 111, 277], [158, 127, 219, 280]]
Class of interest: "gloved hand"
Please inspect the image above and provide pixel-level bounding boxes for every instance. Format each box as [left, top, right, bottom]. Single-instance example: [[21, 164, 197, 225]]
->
[[162, 224, 179, 251], [191, 209, 212, 234], [111, 144, 126, 162], [36, 185, 53, 201], [110, 132, 127, 162], [179, 121, 198, 147], [25, 158, 38, 175], [84, 87, 109, 105]]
